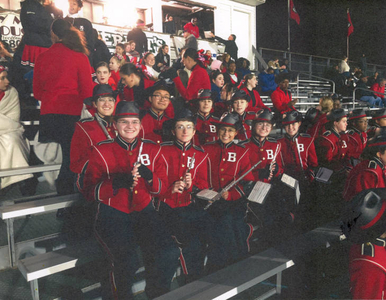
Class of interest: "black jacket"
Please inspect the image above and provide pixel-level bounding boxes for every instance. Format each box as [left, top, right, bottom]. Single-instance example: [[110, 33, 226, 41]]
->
[[126, 28, 148, 57], [214, 36, 238, 61], [20, 0, 53, 48]]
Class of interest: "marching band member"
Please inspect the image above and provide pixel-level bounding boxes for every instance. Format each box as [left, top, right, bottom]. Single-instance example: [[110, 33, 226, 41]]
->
[[240, 109, 283, 183], [192, 89, 219, 146], [346, 109, 368, 166], [70, 84, 116, 189], [367, 108, 386, 139], [203, 113, 255, 271], [140, 84, 172, 144], [316, 108, 349, 174], [229, 90, 257, 141], [278, 110, 318, 182], [82, 101, 179, 299], [343, 134, 386, 202], [159, 109, 210, 282], [342, 189, 386, 300]]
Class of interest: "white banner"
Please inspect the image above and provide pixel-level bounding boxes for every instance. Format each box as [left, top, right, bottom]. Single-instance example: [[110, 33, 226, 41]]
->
[[92, 23, 171, 55], [0, 11, 23, 51]]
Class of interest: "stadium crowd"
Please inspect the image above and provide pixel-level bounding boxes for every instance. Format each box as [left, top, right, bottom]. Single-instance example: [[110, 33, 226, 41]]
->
[[2, 0, 386, 299]]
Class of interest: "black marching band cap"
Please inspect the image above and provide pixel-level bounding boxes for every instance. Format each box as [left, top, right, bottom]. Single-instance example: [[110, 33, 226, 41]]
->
[[252, 109, 274, 126], [282, 110, 303, 125], [341, 188, 386, 243], [216, 113, 242, 130], [304, 107, 320, 124], [195, 89, 212, 101], [231, 89, 250, 103], [84, 84, 116, 106], [372, 108, 386, 120], [274, 72, 290, 84], [348, 108, 367, 120], [367, 134, 386, 148], [162, 108, 195, 138], [327, 108, 347, 121], [145, 80, 171, 98], [114, 101, 140, 119]]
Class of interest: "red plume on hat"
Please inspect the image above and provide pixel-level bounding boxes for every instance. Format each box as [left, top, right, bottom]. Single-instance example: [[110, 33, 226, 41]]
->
[[0, 65, 8, 74]]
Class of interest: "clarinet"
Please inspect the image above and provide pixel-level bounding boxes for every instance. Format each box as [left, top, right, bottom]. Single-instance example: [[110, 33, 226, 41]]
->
[[204, 160, 262, 210]]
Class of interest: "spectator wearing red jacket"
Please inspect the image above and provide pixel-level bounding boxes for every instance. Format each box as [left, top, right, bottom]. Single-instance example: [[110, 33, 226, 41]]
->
[[183, 17, 199, 38], [371, 78, 386, 106], [162, 48, 211, 103], [33, 19, 93, 194], [271, 73, 297, 114]]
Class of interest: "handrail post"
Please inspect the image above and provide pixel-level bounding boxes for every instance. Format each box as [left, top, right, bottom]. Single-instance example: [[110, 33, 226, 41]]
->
[[309, 56, 312, 78], [296, 73, 300, 98], [352, 88, 356, 109]]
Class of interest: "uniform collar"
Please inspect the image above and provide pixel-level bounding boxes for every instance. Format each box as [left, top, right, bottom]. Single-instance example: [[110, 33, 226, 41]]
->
[[149, 108, 165, 120], [217, 139, 234, 149], [95, 113, 110, 127], [174, 140, 193, 151], [116, 135, 138, 151], [331, 128, 341, 137], [252, 136, 266, 146], [372, 157, 385, 169], [197, 112, 211, 121], [285, 132, 299, 141]]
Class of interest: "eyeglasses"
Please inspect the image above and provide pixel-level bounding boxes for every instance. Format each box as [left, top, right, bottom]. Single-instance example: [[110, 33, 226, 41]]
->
[[117, 120, 140, 126], [97, 97, 115, 103], [256, 122, 272, 129], [152, 94, 171, 101], [175, 125, 194, 131]]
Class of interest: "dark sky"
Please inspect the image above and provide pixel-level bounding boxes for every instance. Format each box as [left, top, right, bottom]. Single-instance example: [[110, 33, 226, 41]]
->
[[256, 0, 386, 65]]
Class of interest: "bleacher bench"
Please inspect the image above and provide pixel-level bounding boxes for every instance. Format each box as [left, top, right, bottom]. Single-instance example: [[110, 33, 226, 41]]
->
[[0, 193, 81, 267]]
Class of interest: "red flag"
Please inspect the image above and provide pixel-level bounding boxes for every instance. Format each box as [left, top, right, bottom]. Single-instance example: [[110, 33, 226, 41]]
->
[[290, 0, 300, 25], [347, 9, 354, 37]]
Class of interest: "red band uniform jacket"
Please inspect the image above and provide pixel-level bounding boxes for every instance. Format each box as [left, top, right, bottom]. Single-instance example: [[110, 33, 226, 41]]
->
[[316, 129, 349, 172], [193, 113, 219, 146], [70, 115, 116, 187], [83, 137, 168, 214], [235, 111, 256, 141], [278, 132, 318, 181], [203, 140, 254, 200], [346, 128, 367, 165], [140, 109, 172, 145], [160, 141, 209, 208], [343, 158, 386, 202], [239, 136, 284, 183]]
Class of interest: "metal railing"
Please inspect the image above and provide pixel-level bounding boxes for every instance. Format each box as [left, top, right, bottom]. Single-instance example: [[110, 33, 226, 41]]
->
[[258, 48, 386, 78], [352, 87, 385, 109], [295, 72, 335, 97]]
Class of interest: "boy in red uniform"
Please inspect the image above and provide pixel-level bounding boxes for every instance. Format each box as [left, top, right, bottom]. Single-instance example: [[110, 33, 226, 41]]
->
[[343, 134, 386, 202], [203, 113, 255, 271], [192, 89, 219, 145], [70, 84, 116, 190], [159, 109, 210, 282], [342, 188, 386, 300], [346, 109, 368, 166], [140, 84, 172, 144], [82, 101, 179, 299], [240, 109, 283, 183], [278, 111, 318, 181], [230, 90, 257, 141]]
